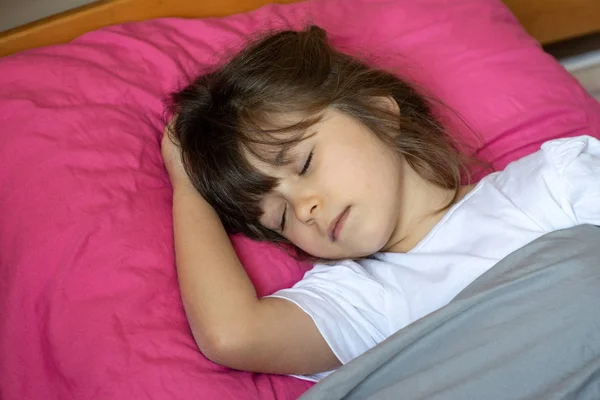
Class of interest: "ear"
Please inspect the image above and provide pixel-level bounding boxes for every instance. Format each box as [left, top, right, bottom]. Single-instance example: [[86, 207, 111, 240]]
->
[[373, 96, 400, 115]]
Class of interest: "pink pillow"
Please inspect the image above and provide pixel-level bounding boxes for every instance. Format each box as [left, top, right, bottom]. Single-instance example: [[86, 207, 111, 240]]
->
[[1, 0, 599, 399]]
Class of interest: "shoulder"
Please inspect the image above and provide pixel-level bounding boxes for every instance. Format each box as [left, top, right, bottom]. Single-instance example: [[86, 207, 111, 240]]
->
[[486, 135, 600, 227], [540, 135, 600, 176], [487, 135, 600, 185]]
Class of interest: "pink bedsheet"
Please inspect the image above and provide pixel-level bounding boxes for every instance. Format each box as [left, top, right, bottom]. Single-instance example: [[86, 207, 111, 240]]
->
[[1, 0, 599, 399]]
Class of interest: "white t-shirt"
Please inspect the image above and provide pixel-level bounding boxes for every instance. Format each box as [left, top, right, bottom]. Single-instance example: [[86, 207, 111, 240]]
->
[[268, 135, 600, 382]]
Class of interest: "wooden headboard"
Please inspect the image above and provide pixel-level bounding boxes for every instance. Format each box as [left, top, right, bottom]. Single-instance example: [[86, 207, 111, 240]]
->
[[1, 0, 600, 58], [503, 0, 600, 45]]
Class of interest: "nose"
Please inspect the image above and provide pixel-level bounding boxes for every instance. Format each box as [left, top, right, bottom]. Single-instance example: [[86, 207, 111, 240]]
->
[[293, 194, 321, 224]]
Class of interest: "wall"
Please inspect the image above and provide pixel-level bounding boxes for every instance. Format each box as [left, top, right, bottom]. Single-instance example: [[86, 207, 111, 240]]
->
[[0, 0, 97, 32]]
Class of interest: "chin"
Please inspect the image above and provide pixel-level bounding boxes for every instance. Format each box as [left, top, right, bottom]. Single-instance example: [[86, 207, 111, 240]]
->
[[301, 227, 390, 261], [359, 225, 392, 253], [345, 237, 388, 259], [313, 246, 371, 262]]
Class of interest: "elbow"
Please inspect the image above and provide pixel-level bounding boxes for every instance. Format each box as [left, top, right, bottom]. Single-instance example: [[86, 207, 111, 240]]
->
[[191, 324, 254, 369]]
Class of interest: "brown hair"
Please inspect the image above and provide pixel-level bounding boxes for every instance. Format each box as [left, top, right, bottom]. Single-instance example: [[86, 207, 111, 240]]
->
[[166, 25, 471, 258]]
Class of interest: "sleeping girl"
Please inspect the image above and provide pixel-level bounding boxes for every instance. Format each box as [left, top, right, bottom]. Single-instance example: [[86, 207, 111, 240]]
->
[[160, 25, 600, 380]]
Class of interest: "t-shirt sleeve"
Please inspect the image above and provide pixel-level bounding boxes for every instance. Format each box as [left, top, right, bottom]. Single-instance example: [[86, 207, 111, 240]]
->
[[541, 135, 600, 226], [266, 260, 393, 365]]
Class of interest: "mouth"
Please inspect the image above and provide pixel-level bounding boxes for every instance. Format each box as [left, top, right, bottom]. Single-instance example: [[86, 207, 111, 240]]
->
[[328, 206, 351, 242]]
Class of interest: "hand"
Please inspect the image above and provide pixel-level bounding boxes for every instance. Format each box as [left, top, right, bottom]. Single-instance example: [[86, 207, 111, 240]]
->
[[161, 121, 194, 190]]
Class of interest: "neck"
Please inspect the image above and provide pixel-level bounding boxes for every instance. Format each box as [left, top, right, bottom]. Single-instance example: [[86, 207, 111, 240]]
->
[[383, 167, 473, 253]]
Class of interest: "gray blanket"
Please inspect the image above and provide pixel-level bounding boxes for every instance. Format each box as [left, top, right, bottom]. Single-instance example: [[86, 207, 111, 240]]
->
[[300, 225, 600, 400]]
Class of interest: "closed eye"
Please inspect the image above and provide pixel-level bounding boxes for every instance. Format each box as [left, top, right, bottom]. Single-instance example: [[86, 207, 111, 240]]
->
[[280, 204, 287, 232], [300, 151, 313, 175], [280, 150, 312, 232]]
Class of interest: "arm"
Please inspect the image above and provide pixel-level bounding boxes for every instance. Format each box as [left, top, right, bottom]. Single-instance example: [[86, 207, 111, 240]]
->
[[162, 128, 341, 375], [543, 136, 600, 226]]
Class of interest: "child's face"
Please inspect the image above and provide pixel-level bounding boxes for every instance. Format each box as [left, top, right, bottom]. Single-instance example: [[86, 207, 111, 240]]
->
[[254, 107, 409, 260]]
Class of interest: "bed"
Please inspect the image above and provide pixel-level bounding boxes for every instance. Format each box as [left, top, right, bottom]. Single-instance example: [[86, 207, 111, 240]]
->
[[2, 0, 600, 57], [1, 1, 599, 400]]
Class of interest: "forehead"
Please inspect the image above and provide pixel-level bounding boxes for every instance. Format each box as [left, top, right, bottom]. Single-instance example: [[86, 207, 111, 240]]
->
[[241, 138, 303, 183], [241, 111, 322, 169]]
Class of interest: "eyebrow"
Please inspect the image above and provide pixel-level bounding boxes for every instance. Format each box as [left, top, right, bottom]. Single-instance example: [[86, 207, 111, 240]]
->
[[272, 128, 318, 166], [274, 147, 291, 165]]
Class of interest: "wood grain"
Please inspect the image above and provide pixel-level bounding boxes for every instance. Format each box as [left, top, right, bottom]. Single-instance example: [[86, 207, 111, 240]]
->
[[503, 0, 600, 44], [1, 0, 600, 57], [0, 0, 299, 57]]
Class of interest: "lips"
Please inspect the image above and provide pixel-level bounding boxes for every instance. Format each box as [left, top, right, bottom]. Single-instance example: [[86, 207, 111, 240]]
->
[[328, 206, 351, 242]]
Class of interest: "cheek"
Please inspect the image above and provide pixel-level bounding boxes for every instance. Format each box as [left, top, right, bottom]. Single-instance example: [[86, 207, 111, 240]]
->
[[329, 155, 395, 200], [318, 150, 372, 191], [287, 225, 341, 259], [287, 226, 319, 251], [336, 137, 396, 187]]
